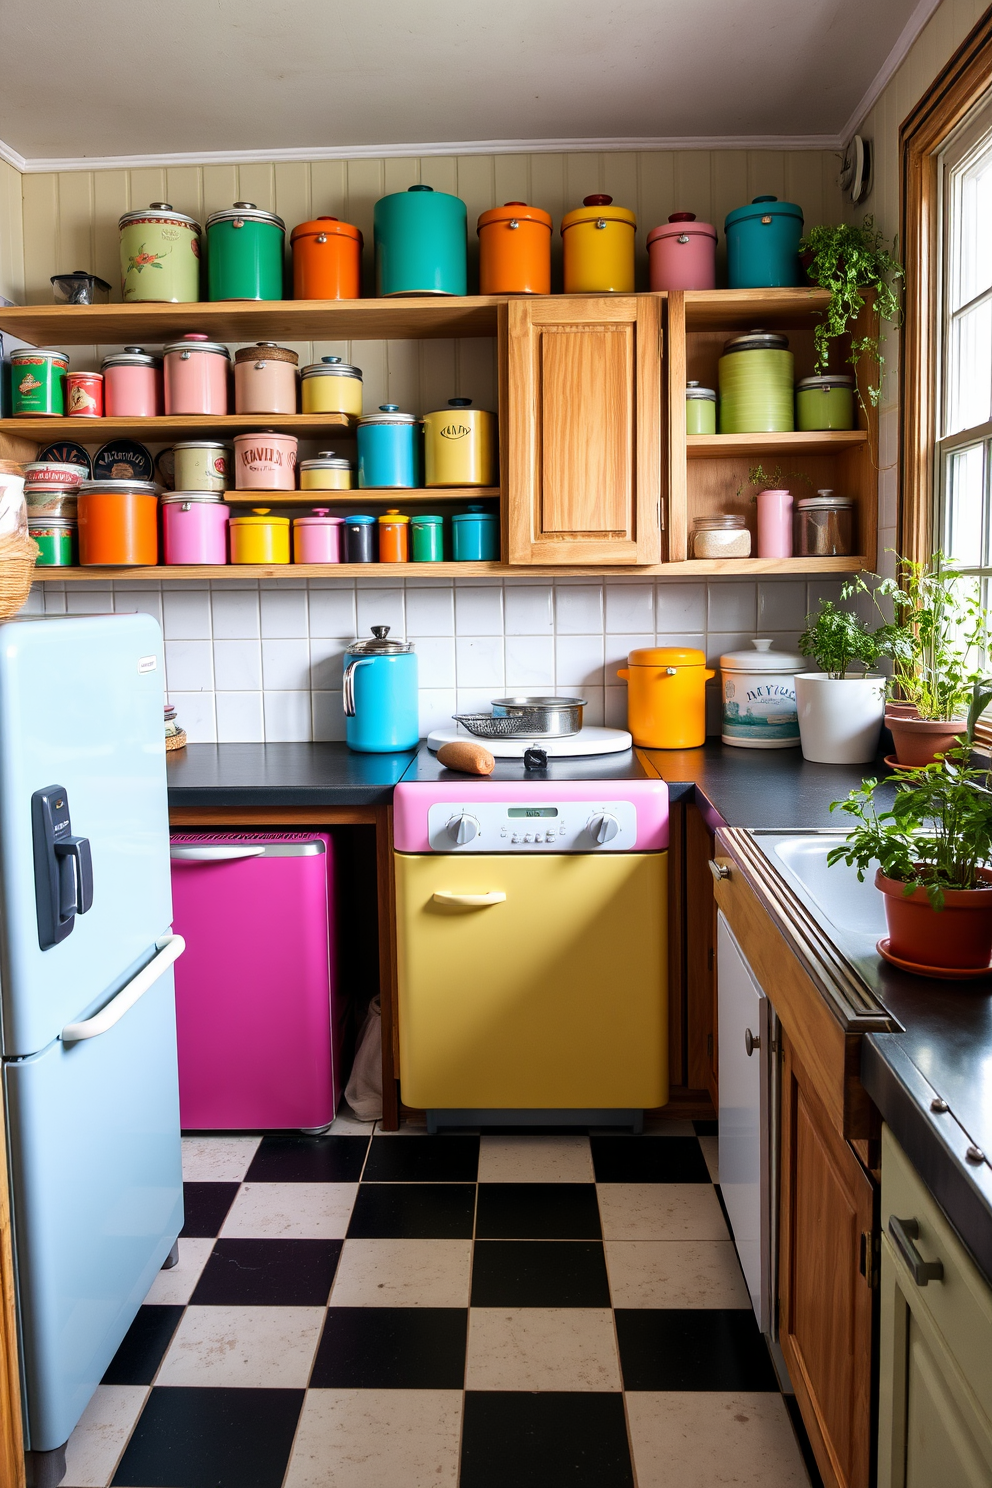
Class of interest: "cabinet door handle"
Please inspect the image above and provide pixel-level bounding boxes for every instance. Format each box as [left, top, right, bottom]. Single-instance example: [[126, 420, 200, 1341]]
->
[[889, 1216, 944, 1285], [432, 891, 506, 907], [744, 1028, 760, 1057], [708, 860, 730, 882]]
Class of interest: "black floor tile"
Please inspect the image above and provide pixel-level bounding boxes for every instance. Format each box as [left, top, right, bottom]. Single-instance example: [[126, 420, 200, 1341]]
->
[[310, 1307, 467, 1388], [190, 1238, 342, 1307], [471, 1240, 610, 1306], [101, 1306, 184, 1386], [180, 1181, 240, 1239], [111, 1386, 304, 1487], [591, 1135, 711, 1183], [346, 1182, 476, 1238], [475, 1183, 601, 1239], [615, 1307, 779, 1390], [362, 1133, 479, 1182], [461, 1392, 634, 1488], [244, 1133, 369, 1183], [693, 1119, 719, 1136]]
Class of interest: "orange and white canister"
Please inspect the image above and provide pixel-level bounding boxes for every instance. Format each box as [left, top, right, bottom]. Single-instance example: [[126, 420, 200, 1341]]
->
[[561, 194, 636, 294], [77, 480, 159, 566], [477, 202, 552, 294], [617, 646, 715, 749], [290, 216, 363, 300]]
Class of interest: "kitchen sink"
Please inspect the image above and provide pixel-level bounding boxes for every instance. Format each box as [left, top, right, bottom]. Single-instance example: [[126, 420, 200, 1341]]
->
[[767, 834, 888, 939]]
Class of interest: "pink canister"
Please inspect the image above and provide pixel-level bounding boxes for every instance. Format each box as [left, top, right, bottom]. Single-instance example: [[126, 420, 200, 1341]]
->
[[293, 509, 344, 563], [756, 488, 793, 559], [233, 430, 298, 491], [234, 343, 299, 415], [164, 334, 231, 415], [162, 492, 230, 564], [647, 213, 717, 290], [102, 347, 163, 417]]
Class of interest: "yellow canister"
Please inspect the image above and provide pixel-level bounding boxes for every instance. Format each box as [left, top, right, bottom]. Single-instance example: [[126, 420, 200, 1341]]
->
[[299, 452, 354, 490], [422, 398, 497, 487], [300, 356, 363, 417], [617, 646, 715, 748], [229, 507, 290, 564], [560, 194, 636, 293]]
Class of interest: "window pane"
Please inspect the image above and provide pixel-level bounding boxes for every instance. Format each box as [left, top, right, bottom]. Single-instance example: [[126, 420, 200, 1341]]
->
[[944, 441, 987, 564], [945, 299, 992, 435], [951, 140, 992, 311]]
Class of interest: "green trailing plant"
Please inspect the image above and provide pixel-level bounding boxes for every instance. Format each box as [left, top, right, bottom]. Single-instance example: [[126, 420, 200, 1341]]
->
[[736, 464, 814, 501], [798, 574, 902, 679], [799, 216, 905, 406]]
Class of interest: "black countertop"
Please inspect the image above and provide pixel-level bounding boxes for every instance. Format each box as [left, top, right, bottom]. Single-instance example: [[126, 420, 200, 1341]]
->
[[166, 742, 418, 807]]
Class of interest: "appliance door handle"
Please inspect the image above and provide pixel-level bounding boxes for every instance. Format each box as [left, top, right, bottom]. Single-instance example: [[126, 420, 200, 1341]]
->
[[55, 835, 93, 916], [888, 1216, 944, 1286], [343, 657, 372, 717], [170, 846, 266, 862], [432, 891, 506, 907], [61, 934, 186, 1043]]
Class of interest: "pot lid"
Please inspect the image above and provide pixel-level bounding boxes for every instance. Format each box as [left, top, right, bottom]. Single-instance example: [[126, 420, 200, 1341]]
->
[[627, 646, 707, 667], [647, 214, 717, 244], [724, 194, 804, 228], [119, 202, 202, 230], [348, 624, 414, 654], [12, 347, 67, 361], [301, 356, 363, 379], [294, 510, 345, 525], [160, 491, 226, 505], [299, 452, 352, 470], [234, 342, 299, 365], [720, 637, 804, 671], [206, 201, 285, 230], [722, 329, 790, 354], [290, 215, 363, 243], [230, 508, 290, 525], [685, 380, 716, 400], [561, 194, 636, 232], [358, 404, 417, 425], [163, 334, 230, 358], [102, 345, 162, 368], [172, 440, 231, 451], [796, 373, 856, 390], [477, 201, 553, 231], [51, 269, 111, 289], [81, 480, 160, 495]]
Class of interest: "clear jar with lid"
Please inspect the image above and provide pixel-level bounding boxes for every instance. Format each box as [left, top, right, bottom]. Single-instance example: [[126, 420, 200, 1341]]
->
[[796, 490, 854, 556], [692, 513, 751, 558], [685, 380, 716, 435]]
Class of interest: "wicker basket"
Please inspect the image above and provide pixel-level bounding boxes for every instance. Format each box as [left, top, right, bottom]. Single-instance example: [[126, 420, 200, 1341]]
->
[[0, 533, 39, 620]]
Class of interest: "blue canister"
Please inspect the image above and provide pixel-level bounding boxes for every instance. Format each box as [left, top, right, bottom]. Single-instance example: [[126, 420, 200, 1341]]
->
[[343, 626, 419, 753], [357, 405, 420, 488], [452, 503, 499, 561], [724, 195, 804, 288], [374, 184, 467, 296]]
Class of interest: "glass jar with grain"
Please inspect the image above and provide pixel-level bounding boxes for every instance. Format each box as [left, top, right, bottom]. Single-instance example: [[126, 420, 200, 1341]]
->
[[692, 513, 751, 558]]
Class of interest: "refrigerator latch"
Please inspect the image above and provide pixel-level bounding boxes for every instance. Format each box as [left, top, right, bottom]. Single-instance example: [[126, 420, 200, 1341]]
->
[[31, 785, 94, 949]]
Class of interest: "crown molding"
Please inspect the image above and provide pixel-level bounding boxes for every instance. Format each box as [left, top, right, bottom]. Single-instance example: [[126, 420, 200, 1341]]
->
[[837, 0, 944, 144], [0, 137, 25, 171]]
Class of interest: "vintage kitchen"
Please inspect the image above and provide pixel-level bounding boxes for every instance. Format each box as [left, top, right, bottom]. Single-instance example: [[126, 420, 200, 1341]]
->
[[0, 3, 989, 1486]]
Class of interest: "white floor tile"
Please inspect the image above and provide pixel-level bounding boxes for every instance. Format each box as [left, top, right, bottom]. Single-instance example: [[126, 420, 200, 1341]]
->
[[284, 1388, 462, 1488], [156, 1305, 325, 1388], [597, 1183, 729, 1241], [329, 1239, 473, 1307], [142, 1237, 215, 1305], [477, 1136, 594, 1183], [465, 1308, 621, 1391], [626, 1391, 812, 1487], [61, 1385, 148, 1488], [605, 1241, 750, 1308], [328, 1102, 376, 1135], [181, 1135, 262, 1182], [220, 1182, 358, 1239]]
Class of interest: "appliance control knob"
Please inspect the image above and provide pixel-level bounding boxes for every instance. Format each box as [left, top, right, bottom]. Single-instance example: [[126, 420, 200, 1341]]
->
[[589, 812, 621, 844], [447, 813, 480, 845]]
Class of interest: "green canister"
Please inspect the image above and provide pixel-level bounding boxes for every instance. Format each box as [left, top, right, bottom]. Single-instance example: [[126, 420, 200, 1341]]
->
[[29, 517, 76, 566], [411, 514, 445, 562], [119, 202, 202, 303], [796, 374, 855, 431], [718, 330, 794, 434], [206, 202, 286, 301], [685, 381, 716, 435], [11, 349, 68, 416]]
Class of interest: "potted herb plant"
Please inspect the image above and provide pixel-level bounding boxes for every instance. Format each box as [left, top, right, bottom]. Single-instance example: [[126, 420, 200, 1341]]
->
[[796, 585, 893, 763], [799, 216, 904, 406]]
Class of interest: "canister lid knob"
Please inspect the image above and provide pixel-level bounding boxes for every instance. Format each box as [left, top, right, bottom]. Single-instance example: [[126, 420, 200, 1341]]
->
[[252, 508, 271, 515], [448, 397, 472, 407], [313, 508, 329, 516], [317, 450, 339, 458], [380, 404, 399, 411], [321, 356, 341, 364], [583, 195, 613, 206], [124, 345, 145, 354], [504, 201, 527, 206], [669, 212, 696, 221], [316, 234, 327, 242], [372, 625, 391, 638], [149, 201, 173, 210], [234, 201, 257, 209], [317, 216, 339, 221], [752, 195, 777, 203], [184, 333, 209, 341], [408, 184, 433, 192]]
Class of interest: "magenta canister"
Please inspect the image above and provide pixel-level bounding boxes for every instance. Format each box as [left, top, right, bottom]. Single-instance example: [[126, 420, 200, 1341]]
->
[[233, 430, 298, 491], [102, 346, 163, 417], [646, 213, 717, 290], [162, 492, 230, 564], [293, 509, 344, 563], [164, 334, 231, 415], [234, 343, 299, 415]]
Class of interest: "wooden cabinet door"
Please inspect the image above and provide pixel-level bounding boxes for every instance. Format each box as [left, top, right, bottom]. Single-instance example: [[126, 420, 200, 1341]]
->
[[780, 1037, 876, 1488], [506, 296, 662, 565]]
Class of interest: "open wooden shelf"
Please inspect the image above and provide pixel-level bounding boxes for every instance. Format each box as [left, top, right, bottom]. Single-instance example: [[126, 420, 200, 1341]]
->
[[683, 288, 831, 331], [222, 487, 499, 506], [686, 430, 868, 459], [1, 413, 355, 442]]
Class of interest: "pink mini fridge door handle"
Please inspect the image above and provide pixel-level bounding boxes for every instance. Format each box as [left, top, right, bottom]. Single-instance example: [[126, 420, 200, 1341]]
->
[[170, 847, 266, 862]]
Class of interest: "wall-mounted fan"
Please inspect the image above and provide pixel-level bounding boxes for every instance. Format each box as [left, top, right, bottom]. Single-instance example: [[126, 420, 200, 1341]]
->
[[840, 135, 873, 203]]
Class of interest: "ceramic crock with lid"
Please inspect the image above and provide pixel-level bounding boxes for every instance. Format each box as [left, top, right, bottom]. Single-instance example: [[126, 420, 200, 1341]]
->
[[423, 397, 497, 487], [234, 343, 299, 415], [343, 625, 419, 753], [685, 381, 717, 435], [119, 202, 202, 303], [161, 492, 229, 565], [293, 509, 344, 564], [796, 373, 855, 431], [206, 202, 285, 301], [300, 356, 364, 418], [164, 334, 231, 416], [720, 638, 804, 749], [173, 441, 230, 493], [477, 202, 552, 294], [724, 195, 804, 288], [374, 185, 468, 297], [561, 195, 636, 294], [229, 508, 290, 564], [617, 646, 715, 749], [233, 432, 298, 492], [717, 329, 794, 434], [102, 347, 163, 417], [357, 406, 420, 489], [290, 216, 363, 300], [299, 452, 354, 491], [647, 213, 717, 290]]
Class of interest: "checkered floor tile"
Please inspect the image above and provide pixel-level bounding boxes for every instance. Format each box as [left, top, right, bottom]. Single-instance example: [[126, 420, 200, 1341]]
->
[[61, 1116, 820, 1488]]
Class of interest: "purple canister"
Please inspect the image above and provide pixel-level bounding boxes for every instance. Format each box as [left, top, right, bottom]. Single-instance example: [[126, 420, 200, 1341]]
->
[[293, 508, 344, 563], [162, 492, 229, 564]]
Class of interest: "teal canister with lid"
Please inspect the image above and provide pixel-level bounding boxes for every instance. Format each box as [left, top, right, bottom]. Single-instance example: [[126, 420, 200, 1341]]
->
[[206, 202, 286, 301], [685, 381, 716, 435], [374, 185, 467, 296], [411, 514, 444, 562], [452, 503, 499, 561], [796, 374, 855, 431], [718, 331, 794, 434], [725, 195, 804, 288]]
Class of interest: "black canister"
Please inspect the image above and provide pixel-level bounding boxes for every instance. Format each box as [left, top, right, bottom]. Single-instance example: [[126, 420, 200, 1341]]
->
[[345, 514, 376, 563]]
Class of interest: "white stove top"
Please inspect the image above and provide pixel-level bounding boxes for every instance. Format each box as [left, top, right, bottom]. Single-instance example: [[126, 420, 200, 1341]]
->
[[426, 725, 633, 758]]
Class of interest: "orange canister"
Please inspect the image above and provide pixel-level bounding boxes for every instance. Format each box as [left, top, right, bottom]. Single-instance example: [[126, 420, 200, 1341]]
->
[[617, 646, 715, 748], [561, 194, 636, 293], [290, 216, 363, 300], [77, 480, 159, 566], [477, 202, 552, 294], [377, 508, 409, 562]]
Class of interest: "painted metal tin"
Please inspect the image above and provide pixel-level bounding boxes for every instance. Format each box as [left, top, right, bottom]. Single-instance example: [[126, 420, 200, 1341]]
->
[[162, 493, 229, 565], [29, 518, 75, 566], [374, 185, 467, 297], [229, 508, 290, 564], [206, 202, 286, 301], [685, 382, 717, 435], [23, 460, 85, 489], [119, 202, 202, 303], [452, 503, 499, 561], [77, 482, 159, 565], [300, 356, 363, 417], [11, 349, 67, 416], [25, 487, 78, 520], [233, 431, 298, 491], [720, 638, 803, 749], [796, 374, 855, 431], [377, 509, 410, 563], [291, 216, 362, 300], [293, 509, 344, 564], [647, 213, 717, 291], [423, 398, 496, 487], [102, 347, 163, 417], [173, 441, 231, 493], [725, 195, 804, 289], [234, 343, 298, 415], [164, 334, 231, 415], [477, 202, 552, 294], [560, 195, 636, 294], [718, 332, 794, 434], [66, 371, 103, 418], [299, 452, 353, 491], [357, 406, 419, 489], [345, 514, 376, 563], [411, 513, 444, 562]]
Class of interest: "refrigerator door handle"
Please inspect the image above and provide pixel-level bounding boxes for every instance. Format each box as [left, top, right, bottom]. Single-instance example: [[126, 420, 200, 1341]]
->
[[61, 934, 185, 1043], [56, 835, 94, 917], [170, 847, 266, 862]]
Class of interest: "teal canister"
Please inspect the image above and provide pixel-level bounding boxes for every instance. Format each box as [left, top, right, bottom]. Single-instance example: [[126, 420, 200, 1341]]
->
[[718, 331, 794, 434], [411, 514, 444, 562], [206, 202, 286, 301], [452, 503, 499, 561], [796, 374, 855, 431], [374, 185, 467, 296], [685, 382, 716, 435], [357, 406, 421, 488], [725, 196, 804, 288]]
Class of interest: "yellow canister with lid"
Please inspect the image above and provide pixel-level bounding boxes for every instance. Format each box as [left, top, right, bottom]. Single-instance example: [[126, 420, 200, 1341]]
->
[[300, 356, 363, 417], [617, 645, 715, 749], [229, 507, 290, 564], [422, 397, 497, 487], [560, 194, 636, 293]]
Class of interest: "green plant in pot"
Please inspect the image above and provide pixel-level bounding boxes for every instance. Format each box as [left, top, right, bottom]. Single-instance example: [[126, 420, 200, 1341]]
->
[[795, 581, 896, 764], [799, 217, 904, 407]]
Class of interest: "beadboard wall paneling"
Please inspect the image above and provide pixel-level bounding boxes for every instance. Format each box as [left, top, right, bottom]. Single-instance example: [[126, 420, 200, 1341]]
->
[[0, 158, 24, 307]]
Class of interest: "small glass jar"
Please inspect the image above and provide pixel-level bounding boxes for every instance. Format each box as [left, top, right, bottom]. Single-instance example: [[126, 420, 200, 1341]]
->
[[796, 491, 854, 557], [378, 508, 410, 562], [345, 514, 376, 563], [685, 381, 716, 435], [411, 513, 444, 562], [692, 513, 751, 559]]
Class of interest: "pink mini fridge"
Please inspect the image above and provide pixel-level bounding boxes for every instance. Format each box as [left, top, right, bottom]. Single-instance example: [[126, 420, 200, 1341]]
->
[[170, 831, 341, 1129]]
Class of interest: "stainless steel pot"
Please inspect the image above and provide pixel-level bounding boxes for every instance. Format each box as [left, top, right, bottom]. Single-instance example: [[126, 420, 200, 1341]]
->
[[492, 696, 586, 736]]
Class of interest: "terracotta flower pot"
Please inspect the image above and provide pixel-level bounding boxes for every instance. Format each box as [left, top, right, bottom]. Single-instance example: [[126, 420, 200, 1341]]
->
[[875, 866, 992, 970], [888, 713, 968, 767], [884, 702, 919, 720]]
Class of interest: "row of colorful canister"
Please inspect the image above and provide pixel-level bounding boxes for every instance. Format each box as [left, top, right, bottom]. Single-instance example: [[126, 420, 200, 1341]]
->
[[685, 333, 856, 435]]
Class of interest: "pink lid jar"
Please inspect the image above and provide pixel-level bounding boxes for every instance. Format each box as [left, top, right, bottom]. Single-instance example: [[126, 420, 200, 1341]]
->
[[646, 213, 717, 290], [293, 509, 344, 563], [164, 333, 231, 415], [233, 430, 298, 491], [234, 342, 299, 415], [161, 492, 230, 564], [102, 346, 163, 417]]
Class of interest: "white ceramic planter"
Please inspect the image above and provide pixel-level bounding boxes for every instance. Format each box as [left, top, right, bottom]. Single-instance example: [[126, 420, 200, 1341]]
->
[[795, 672, 886, 764]]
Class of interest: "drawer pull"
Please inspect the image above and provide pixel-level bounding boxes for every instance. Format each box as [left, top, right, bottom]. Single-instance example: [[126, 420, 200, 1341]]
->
[[889, 1216, 944, 1286], [744, 1028, 760, 1057], [708, 860, 730, 882], [432, 891, 506, 907]]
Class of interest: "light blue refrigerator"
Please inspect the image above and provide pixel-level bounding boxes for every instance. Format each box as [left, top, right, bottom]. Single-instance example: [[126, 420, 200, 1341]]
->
[[0, 614, 183, 1485]]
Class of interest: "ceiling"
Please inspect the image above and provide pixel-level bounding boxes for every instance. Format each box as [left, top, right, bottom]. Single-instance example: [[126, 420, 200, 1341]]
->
[[1, 0, 930, 163]]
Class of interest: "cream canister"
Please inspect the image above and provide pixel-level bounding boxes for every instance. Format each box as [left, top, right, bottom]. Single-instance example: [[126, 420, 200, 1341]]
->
[[233, 431, 298, 491], [720, 638, 804, 749], [102, 347, 163, 417], [299, 452, 353, 490], [164, 334, 231, 415], [173, 441, 231, 493], [234, 343, 299, 415], [119, 202, 202, 303]]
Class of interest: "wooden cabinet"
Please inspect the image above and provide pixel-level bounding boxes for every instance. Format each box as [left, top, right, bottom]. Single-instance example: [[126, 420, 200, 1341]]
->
[[505, 295, 662, 565], [685, 802, 717, 1102]]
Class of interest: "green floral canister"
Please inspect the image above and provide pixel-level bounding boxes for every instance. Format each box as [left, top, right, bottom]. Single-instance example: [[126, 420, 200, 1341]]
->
[[796, 374, 855, 431], [119, 203, 202, 303], [29, 517, 76, 566], [685, 381, 716, 435], [206, 203, 286, 301], [718, 330, 794, 434], [11, 349, 68, 415]]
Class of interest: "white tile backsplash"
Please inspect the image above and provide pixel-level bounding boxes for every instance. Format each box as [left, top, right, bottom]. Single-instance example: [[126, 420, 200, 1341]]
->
[[504, 634, 556, 689], [454, 586, 503, 635], [215, 691, 264, 743], [213, 639, 262, 691], [211, 588, 260, 639], [260, 589, 309, 639], [504, 584, 553, 635], [261, 638, 311, 690], [163, 590, 212, 639], [555, 584, 604, 634]]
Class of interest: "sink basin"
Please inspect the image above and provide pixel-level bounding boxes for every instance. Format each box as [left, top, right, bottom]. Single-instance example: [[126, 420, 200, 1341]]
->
[[768, 835, 888, 940]]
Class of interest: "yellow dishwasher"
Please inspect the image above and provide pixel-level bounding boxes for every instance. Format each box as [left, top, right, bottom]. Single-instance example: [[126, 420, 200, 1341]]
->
[[393, 777, 668, 1130]]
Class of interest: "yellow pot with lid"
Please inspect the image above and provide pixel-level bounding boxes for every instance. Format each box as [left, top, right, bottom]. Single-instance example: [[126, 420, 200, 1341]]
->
[[229, 507, 290, 564], [617, 646, 715, 749], [560, 194, 636, 294]]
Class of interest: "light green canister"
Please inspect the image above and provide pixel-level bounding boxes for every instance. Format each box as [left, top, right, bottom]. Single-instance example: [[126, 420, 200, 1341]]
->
[[11, 349, 68, 416], [411, 514, 445, 562], [119, 202, 202, 303], [206, 203, 286, 301], [796, 374, 855, 431], [685, 381, 716, 435], [718, 330, 794, 434]]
